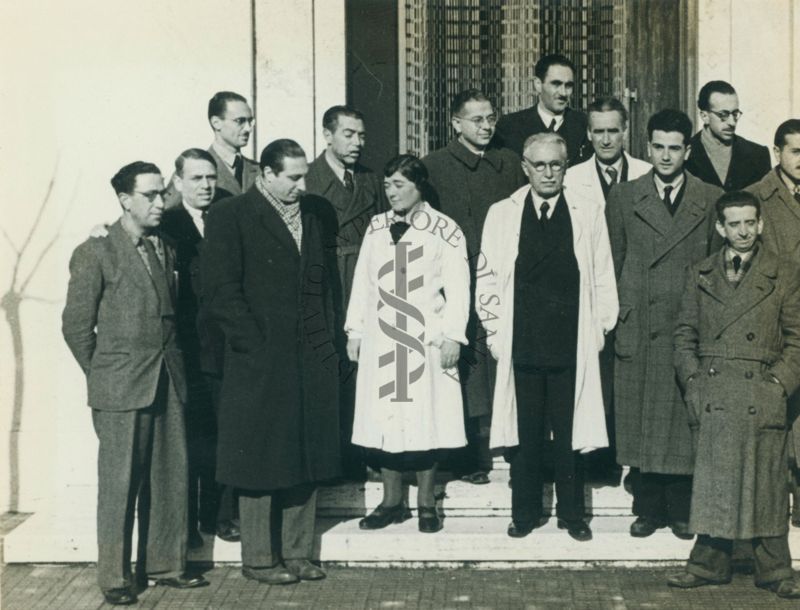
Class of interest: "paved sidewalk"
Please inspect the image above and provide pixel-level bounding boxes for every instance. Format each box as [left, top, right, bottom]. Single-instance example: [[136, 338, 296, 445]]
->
[[2, 564, 797, 609]]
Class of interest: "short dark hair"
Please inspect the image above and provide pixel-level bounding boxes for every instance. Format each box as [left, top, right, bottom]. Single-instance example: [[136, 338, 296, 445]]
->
[[450, 88, 491, 116], [534, 53, 576, 81], [647, 109, 693, 145], [715, 190, 760, 223], [322, 105, 365, 133], [259, 139, 306, 173], [587, 97, 629, 128], [383, 154, 431, 198], [174, 148, 217, 177], [110, 161, 161, 195], [774, 119, 800, 148], [697, 80, 736, 111], [208, 91, 248, 121]]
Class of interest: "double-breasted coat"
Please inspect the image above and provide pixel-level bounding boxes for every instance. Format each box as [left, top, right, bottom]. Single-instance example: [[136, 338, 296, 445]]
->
[[476, 185, 618, 452], [201, 187, 342, 491], [606, 171, 723, 474], [674, 248, 800, 538]]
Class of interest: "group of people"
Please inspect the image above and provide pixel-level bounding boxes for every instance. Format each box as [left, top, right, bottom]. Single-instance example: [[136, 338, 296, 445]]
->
[[61, 52, 800, 605]]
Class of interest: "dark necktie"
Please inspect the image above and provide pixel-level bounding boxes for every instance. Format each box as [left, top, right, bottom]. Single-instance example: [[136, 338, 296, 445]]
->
[[201, 209, 208, 222], [344, 169, 354, 192], [605, 166, 618, 185], [794, 185, 800, 205], [732, 255, 742, 273], [390, 221, 410, 245], [233, 154, 244, 188], [539, 200, 550, 224], [142, 237, 173, 316], [663, 185, 674, 215], [548, 118, 557, 132]]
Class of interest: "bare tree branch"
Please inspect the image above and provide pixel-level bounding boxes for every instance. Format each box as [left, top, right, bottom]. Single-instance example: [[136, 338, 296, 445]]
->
[[0, 226, 20, 255], [17, 158, 59, 262]]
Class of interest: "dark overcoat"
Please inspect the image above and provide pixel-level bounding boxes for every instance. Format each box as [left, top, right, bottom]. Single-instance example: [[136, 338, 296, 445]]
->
[[201, 187, 342, 491], [674, 248, 800, 538], [685, 132, 771, 191], [494, 106, 588, 166], [423, 139, 526, 417], [606, 171, 723, 474]]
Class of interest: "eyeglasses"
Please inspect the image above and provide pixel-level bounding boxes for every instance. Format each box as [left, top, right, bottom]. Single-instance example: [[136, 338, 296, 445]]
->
[[707, 109, 742, 121], [225, 117, 255, 127], [523, 158, 565, 173], [458, 114, 498, 127], [133, 189, 167, 202]]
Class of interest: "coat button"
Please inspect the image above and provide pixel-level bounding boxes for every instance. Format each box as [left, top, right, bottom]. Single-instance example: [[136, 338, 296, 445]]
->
[[745, 371, 753, 379], [650, 332, 659, 340], [748, 406, 756, 415], [708, 368, 717, 376], [746, 332, 755, 341], [649, 297, 657, 305], [705, 404, 711, 413]]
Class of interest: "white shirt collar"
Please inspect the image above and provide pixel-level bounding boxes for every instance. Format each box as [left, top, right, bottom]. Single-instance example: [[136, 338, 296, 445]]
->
[[529, 188, 560, 219], [324, 148, 352, 185], [182, 201, 206, 237], [596, 155, 625, 184], [653, 172, 685, 200], [537, 103, 564, 131]]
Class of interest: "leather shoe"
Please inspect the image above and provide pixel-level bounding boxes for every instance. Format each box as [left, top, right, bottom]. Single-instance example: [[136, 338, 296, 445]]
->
[[460, 471, 490, 485], [630, 516, 666, 537], [761, 578, 800, 599], [102, 587, 137, 605], [216, 520, 241, 542], [667, 571, 729, 588], [557, 518, 592, 541], [242, 565, 299, 585], [507, 518, 544, 538], [418, 506, 443, 533], [359, 503, 412, 530], [285, 559, 326, 581], [669, 521, 694, 540], [150, 573, 209, 589]]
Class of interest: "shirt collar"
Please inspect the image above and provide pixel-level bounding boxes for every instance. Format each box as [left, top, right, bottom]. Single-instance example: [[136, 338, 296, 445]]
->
[[777, 167, 800, 194], [596, 155, 624, 177], [529, 188, 560, 216], [211, 141, 238, 169], [324, 148, 350, 184], [653, 172, 685, 199], [537, 103, 564, 131], [183, 201, 205, 221], [120, 214, 159, 245]]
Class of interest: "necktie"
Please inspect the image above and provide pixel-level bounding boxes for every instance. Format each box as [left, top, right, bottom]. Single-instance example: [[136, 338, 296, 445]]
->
[[794, 185, 800, 205], [233, 154, 244, 188], [732, 255, 742, 273], [548, 118, 557, 132], [540, 201, 550, 223], [390, 221, 410, 244], [605, 166, 618, 185], [201, 209, 208, 222], [142, 237, 173, 316], [344, 169, 354, 192], [663, 185, 674, 215]]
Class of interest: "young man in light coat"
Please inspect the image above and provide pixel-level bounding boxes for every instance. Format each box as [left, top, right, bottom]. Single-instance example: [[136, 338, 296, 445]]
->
[[669, 190, 800, 600], [476, 132, 618, 541]]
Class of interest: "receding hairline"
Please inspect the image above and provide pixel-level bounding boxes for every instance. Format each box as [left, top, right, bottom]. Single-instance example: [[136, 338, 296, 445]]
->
[[522, 133, 568, 158]]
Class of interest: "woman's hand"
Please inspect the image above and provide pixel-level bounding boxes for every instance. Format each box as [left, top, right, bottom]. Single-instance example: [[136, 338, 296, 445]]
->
[[346, 337, 361, 363], [440, 339, 460, 369]]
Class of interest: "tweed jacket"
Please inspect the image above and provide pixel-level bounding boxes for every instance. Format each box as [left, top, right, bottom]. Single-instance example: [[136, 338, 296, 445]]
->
[[747, 169, 800, 262], [62, 219, 187, 411], [675, 247, 800, 538], [606, 171, 723, 474], [685, 131, 771, 191], [495, 106, 588, 166]]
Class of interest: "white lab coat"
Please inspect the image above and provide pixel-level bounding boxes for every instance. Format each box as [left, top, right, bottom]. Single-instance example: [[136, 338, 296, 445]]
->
[[346, 202, 469, 452], [475, 185, 618, 452], [563, 152, 652, 209]]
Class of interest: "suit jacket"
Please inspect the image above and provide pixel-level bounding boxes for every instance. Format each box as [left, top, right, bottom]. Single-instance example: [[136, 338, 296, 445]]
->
[[685, 131, 771, 191], [606, 171, 724, 474], [564, 152, 652, 209], [201, 187, 342, 490], [163, 145, 260, 210], [62, 219, 187, 411], [160, 204, 224, 376], [495, 106, 588, 166]]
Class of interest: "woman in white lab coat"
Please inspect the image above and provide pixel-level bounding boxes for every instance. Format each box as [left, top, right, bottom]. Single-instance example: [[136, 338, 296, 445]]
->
[[345, 154, 470, 533]]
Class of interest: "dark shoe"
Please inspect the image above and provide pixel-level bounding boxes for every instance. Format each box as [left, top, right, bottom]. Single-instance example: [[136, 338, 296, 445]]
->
[[667, 571, 729, 588], [762, 578, 800, 599], [460, 471, 490, 485], [669, 521, 694, 540], [216, 519, 241, 542], [359, 503, 412, 530], [630, 516, 666, 537], [102, 587, 137, 605], [418, 506, 443, 533], [242, 565, 299, 585], [557, 518, 592, 541], [507, 517, 545, 538], [284, 559, 326, 581], [150, 573, 209, 589], [188, 528, 204, 549]]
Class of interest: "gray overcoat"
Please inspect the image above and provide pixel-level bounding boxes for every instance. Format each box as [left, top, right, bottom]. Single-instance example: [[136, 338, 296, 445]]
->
[[674, 248, 800, 538], [606, 171, 723, 474]]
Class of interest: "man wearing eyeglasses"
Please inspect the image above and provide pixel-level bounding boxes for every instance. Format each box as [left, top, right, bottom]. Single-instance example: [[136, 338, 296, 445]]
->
[[477, 132, 618, 541], [606, 109, 723, 541], [423, 89, 526, 486], [62, 162, 208, 605], [685, 81, 771, 191]]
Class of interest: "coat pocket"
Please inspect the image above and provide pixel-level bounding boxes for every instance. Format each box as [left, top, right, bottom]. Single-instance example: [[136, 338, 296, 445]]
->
[[752, 379, 787, 430], [614, 304, 636, 360]]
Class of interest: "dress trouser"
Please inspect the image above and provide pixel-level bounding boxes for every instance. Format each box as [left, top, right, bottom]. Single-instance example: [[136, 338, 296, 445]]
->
[[185, 368, 217, 531], [92, 366, 187, 591], [688, 534, 793, 585], [510, 365, 584, 524], [630, 469, 692, 523], [239, 484, 318, 568]]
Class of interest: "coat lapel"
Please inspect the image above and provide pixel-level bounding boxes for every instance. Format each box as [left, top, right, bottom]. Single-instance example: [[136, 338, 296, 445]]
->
[[760, 171, 800, 224], [632, 179, 672, 236], [208, 146, 242, 196], [108, 221, 158, 294], [650, 176, 709, 266]]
